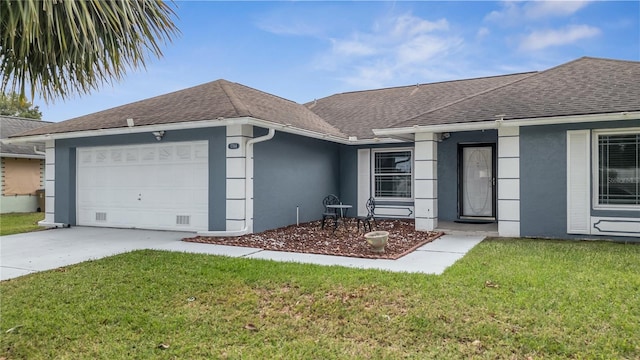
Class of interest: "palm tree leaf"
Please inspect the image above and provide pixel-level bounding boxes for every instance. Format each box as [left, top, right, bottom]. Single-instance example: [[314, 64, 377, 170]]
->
[[0, 0, 179, 103]]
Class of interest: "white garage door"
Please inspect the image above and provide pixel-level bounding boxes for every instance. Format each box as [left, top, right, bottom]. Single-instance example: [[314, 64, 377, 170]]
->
[[77, 141, 208, 231]]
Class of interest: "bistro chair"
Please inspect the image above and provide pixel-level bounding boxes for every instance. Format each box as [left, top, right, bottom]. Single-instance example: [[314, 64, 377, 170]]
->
[[321, 194, 340, 230], [357, 196, 376, 232]]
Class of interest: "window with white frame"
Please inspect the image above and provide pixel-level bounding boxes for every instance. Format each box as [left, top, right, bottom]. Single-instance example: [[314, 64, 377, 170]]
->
[[595, 129, 640, 208], [373, 150, 412, 198]]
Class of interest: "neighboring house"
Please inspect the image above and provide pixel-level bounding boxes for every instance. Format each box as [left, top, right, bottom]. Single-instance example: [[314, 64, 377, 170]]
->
[[7, 57, 640, 240], [0, 116, 51, 213]]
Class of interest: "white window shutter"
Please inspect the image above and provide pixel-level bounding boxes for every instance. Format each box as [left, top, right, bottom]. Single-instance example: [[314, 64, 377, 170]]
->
[[357, 149, 371, 216], [566, 130, 591, 234]]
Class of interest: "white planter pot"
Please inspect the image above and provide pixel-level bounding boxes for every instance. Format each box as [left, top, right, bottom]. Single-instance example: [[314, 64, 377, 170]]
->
[[364, 231, 389, 253]]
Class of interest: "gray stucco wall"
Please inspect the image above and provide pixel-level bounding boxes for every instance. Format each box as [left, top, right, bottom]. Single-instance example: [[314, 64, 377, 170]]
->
[[520, 119, 640, 240], [54, 127, 226, 230], [253, 131, 340, 232], [437, 130, 498, 221], [338, 145, 357, 208]]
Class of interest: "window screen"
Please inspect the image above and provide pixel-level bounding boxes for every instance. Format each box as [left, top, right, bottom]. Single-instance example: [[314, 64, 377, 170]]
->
[[373, 151, 412, 198], [598, 133, 640, 206]]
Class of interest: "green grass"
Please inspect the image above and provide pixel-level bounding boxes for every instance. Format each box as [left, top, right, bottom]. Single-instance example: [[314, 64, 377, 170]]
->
[[0, 212, 45, 236], [1, 238, 639, 359]]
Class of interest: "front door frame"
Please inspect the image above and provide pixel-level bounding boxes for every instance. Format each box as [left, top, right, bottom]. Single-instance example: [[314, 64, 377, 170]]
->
[[457, 142, 497, 221]]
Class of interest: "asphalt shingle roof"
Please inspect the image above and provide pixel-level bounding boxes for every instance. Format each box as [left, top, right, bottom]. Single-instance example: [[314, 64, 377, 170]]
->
[[11, 57, 640, 141], [305, 72, 535, 139], [17, 80, 347, 138], [0, 116, 51, 156], [392, 57, 640, 128]]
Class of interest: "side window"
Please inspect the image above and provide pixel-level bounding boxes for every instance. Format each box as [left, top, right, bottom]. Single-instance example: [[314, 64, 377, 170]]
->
[[373, 150, 412, 199], [596, 131, 640, 207]]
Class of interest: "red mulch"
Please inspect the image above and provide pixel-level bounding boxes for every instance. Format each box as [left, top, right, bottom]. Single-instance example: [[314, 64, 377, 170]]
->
[[183, 218, 443, 259]]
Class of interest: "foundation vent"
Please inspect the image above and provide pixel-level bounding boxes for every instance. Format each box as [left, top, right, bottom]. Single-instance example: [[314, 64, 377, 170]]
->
[[176, 215, 191, 226], [96, 212, 107, 222]]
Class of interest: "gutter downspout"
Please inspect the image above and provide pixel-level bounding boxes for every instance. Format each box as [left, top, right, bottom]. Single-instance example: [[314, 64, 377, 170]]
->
[[33, 146, 46, 156], [197, 128, 276, 236]]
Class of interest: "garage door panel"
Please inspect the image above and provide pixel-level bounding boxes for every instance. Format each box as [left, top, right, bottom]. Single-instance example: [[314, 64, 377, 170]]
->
[[77, 141, 209, 231]]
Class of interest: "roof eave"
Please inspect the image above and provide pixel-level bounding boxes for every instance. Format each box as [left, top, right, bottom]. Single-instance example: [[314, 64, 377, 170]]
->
[[0, 152, 45, 159], [4, 116, 408, 146], [373, 111, 640, 136]]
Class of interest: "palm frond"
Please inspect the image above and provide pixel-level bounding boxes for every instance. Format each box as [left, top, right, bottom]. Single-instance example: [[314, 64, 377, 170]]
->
[[0, 0, 179, 102]]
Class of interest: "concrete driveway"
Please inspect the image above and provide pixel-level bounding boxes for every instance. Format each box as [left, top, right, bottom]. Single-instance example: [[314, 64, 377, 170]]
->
[[1, 227, 188, 281], [1, 227, 484, 281]]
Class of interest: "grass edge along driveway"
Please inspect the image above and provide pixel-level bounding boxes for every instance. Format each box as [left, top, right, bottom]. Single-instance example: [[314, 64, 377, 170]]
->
[[0, 212, 45, 236], [1, 238, 639, 359]]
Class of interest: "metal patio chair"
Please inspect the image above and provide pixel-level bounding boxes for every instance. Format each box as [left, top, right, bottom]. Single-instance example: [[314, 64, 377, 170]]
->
[[357, 196, 376, 232], [321, 194, 340, 230]]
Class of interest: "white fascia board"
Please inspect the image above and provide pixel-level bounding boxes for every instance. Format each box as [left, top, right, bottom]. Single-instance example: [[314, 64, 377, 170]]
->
[[373, 121, 498, 136], [373, 111, 640, 136], [0, 153, 45, 159], [3, 117, 250, 144], [246, 118, 404, 145], [246, 118, 349, 144], [499, 111, 640, 127], [6, 116, 406, 146]]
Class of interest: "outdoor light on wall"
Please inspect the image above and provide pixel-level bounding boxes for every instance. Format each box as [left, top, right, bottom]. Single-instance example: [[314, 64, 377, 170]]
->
[[439, 132, 451, 141], [152, 131, 165, 141]]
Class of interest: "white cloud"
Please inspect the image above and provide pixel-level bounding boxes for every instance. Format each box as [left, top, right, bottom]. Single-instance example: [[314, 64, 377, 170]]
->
[[519, 24, 601, 51], [477, 27, 490, 39], [524, 1, 591, 19], [397, 35, 456, 65], [484, 1, 521, 24], [390, 15, 449, 37], [314, 13, 462, 89], [485, 1, 592, 24], [331, 38, 377, 57]]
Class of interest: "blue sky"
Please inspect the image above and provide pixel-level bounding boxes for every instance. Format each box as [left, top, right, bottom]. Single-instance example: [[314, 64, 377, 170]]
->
[[37, 1, 640, 122]]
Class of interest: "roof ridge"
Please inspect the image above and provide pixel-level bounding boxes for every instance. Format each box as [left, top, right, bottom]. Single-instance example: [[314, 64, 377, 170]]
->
[[309, 71, 539, 104], [221, 80, 350, 138], [395, 71, 540, 127], [218, 80, 253, 117], [576, 56, 640, 65]]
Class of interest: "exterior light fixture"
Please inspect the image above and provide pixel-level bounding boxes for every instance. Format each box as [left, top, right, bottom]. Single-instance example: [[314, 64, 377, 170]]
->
[[152, 131, 165, 141]]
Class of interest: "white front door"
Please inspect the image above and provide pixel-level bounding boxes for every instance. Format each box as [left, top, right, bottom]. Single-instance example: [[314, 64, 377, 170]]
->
[[76, 141, 209, 231], [460, 145, 495, 219]]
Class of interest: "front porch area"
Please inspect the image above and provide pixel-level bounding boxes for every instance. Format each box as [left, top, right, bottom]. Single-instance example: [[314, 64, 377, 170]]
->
[[436, 220, 499, 237]]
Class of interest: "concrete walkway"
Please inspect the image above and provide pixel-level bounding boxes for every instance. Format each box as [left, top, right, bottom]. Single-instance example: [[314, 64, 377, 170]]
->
[[1, 227, 484, 281]]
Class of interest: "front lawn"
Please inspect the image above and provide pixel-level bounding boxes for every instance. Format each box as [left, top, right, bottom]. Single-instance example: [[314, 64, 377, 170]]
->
[[0, 212, 44, 236], [1, 238, 639, 359]]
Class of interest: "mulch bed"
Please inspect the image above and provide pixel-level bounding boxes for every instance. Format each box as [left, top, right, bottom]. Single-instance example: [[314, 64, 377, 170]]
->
[[183, 218, 443, 260]]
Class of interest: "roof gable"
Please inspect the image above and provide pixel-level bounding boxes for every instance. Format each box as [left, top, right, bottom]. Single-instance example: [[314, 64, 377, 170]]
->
[[17, 80, 346, 138], [391, 57, 640, 128]]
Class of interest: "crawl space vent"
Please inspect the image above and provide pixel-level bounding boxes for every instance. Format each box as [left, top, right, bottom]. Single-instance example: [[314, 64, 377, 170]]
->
[[176, 215, 190, 226]]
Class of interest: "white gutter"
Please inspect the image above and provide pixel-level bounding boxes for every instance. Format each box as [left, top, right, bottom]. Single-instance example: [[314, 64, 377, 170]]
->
[[0, 152, 45, 159], [197, 128, 276, 237], [496, 111, 640, 127], [373, 121, 498, 136], [33, 146, 46, 156], [4, 116, 405, 145], [373, 111, 640, 136]]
